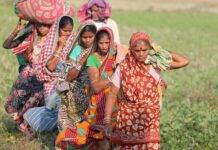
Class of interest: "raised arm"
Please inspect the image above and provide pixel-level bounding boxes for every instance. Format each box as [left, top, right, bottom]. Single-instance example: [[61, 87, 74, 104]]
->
[[169, 52, 189, 69], [66, 51, 90, 82], [3, 19, 27, 49], [46, 37, 66, 72]]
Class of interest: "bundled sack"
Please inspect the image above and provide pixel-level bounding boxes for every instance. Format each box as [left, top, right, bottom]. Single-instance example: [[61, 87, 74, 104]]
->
[[14, 0, 74, 24]]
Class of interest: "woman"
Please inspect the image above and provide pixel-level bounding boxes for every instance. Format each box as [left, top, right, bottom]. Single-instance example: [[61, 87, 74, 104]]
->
[[4, 21, 51, 135], [56, 27, 117, 149], [78, 0, 120, 45], [23, 16, 74, 132], [58, 22, 97, 131], [103, 32, 189, 149]]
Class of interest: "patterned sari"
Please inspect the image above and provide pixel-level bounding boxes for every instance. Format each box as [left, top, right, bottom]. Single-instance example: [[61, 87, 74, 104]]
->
[[113, 53, 160, 150], [4, 26, 45, 128], [58, 22, 97, 130], [56, 27, 117, 149]]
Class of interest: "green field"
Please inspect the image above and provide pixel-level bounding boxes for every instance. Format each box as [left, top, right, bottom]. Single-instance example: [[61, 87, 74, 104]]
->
[[0, 1, 218, 150]]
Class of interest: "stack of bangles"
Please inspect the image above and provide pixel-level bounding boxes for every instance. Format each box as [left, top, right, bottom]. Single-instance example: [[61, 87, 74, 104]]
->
[[10, 32, 18, 37], [104, 114, 111, 124]]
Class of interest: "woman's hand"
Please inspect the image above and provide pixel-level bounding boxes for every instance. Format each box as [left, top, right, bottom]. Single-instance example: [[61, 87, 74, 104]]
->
[[170, 52, 189, 69], [57, 36, 67, 51], [13, 19, 26, 35]]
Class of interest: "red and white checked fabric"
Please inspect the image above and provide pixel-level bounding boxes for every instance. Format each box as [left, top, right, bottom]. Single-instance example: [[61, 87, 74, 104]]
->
[[36, 15, 75, 97]]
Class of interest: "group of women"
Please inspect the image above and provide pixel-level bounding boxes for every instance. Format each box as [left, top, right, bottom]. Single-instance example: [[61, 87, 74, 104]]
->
[[3, 0, 189, 149]]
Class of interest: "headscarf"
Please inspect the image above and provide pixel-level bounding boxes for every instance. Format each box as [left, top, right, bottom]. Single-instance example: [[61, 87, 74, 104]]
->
[[67, 21, 97, 59], [77, 0, 111, 23], [129, 32, 150, 49], [129, 32, 172, 71], [92, 26, 115, 53], [92, 27, 116, 79]]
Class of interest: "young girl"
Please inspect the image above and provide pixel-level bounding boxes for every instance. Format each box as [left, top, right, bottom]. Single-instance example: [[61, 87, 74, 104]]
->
[[58, 23, 97, 131], [23, 16, 74, 133], [56, 27, 117, 149]]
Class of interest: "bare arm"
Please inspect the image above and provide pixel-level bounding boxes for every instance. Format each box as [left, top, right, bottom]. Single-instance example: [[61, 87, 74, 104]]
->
[[104, 84, 119, 124], [46, 37, 66, 72], [169, 52, 189, 69], [88, 67, 111, 93], [66, 51, 90, 82], [3, 19, 27, 49]]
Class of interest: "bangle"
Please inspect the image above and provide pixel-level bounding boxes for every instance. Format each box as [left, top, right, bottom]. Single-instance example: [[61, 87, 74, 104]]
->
[[53, 54, 60, 58], [108, 76, 112, 82], [104, 114, 111, 124], [10, 32, 18, 37]]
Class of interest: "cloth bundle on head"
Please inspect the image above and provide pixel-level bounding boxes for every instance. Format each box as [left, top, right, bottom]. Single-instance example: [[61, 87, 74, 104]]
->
[[77, 0, 111, 23], [14, 0, 74, 24]]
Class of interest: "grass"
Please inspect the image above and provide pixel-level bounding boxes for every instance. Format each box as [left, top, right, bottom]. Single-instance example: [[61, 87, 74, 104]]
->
[[0, 1, 218, 150]]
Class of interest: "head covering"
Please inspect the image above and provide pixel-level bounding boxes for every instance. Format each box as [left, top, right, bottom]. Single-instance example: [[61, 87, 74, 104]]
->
[[67, 21, 97, 59], [92, 26, 115, 53], [129, 32, 172, 71], [36, 15, 75, 96], [77, 0, 111, 23], [129, 32, 151, 49]]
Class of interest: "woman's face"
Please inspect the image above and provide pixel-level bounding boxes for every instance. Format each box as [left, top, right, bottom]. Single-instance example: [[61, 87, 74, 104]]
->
[[81, 31, 95, 48], [59, 24, 73, 39], [90, 5, 100, 21], [97, 34, 110, 55], [36, 23, 50, 37], [131, 41, 150, 62]]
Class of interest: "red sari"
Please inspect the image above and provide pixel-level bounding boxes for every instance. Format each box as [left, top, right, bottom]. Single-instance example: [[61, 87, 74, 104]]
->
[[115, 54, 160, 150]]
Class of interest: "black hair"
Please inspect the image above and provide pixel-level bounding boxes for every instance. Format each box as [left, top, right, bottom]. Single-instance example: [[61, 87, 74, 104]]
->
[[78, 24, 97, 46], [96, 30, 110, 42], [80, 24, 97, 36], [59, 16, 74, 28]]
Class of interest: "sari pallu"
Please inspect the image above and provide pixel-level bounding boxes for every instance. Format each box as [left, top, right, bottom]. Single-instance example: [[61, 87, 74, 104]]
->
[[114, 54, 161, 150]]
